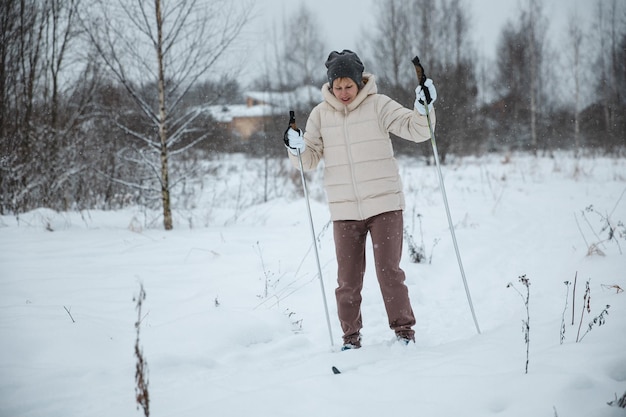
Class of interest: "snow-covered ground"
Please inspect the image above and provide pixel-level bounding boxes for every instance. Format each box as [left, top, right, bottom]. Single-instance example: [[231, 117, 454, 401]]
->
[[1, 153, 625, 417]]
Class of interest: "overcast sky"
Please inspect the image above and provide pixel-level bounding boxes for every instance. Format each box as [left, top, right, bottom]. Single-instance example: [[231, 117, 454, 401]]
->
[[230, 0, 596, 83]]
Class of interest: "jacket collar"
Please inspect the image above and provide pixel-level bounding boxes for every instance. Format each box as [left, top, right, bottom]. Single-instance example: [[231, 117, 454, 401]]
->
[[322, 73, 377, 112]]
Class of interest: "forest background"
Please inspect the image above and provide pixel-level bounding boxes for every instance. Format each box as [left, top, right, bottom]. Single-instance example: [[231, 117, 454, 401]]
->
[[1, 0, 624, 230]]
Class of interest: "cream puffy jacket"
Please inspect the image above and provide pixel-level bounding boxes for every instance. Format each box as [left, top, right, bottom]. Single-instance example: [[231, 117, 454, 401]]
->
[[289, 74, 435, 221]]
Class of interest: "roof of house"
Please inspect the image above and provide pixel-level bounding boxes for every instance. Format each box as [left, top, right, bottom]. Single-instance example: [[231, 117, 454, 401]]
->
[[203, 104, 276, 123], [245, 85, 322, 108], [199, 85, 323, 123]]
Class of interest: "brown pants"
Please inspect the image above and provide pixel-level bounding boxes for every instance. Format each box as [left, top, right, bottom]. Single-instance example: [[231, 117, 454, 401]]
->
[[333, 210, 415, 343]]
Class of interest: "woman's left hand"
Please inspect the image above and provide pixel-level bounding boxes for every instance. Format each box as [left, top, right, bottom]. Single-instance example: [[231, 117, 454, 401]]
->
[[414, 79, 437, 115]]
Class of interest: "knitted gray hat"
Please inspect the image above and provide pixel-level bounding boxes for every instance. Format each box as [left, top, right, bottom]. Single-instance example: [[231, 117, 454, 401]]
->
[[325, 50, 364, 87]]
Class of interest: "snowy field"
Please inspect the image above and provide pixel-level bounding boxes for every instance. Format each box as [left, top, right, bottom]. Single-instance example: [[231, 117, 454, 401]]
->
[[1, 152, 625, 417]]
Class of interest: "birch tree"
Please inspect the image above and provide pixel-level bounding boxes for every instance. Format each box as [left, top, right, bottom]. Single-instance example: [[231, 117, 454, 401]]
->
[[81, 0, 252, 230]]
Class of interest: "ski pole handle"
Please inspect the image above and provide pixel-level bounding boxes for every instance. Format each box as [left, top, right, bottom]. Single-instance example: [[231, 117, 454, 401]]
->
[[412, 55, 432, 105], [289, 110, 297, 131], [284, 110, 300, 148]]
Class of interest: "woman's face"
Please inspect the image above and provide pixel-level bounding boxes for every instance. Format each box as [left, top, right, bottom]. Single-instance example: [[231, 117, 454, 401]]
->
[[332, 77, 359, 105]]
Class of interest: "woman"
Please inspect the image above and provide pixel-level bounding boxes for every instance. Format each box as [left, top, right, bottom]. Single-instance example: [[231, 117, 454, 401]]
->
[[285, 50, 437, 350]]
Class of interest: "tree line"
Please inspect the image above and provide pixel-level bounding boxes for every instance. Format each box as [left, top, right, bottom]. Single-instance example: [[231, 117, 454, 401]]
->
[[0, 0, 624, 227]]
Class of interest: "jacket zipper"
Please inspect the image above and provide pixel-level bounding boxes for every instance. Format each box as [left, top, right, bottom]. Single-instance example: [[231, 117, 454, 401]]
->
[[343, 107, 364, 219]]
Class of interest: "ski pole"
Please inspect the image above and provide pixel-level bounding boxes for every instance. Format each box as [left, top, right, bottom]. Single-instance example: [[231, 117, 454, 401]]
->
[[412, 56, 481, 335], [288, 110, 335, 347]]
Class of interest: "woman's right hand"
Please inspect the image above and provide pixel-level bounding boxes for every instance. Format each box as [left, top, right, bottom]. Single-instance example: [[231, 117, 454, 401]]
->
[[284, 128, 305, 155]]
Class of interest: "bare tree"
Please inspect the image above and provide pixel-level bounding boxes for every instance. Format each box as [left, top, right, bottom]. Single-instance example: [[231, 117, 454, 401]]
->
[[590, 0, 625, 152], [0, 0, 26, 213], [247, 9, 322, 204], [80, 0, 252, 229], [564, 12, 587, 156], [44, 0, 81, 130], [409, 0, 437, 64], [526, 1, 539, 154], [0, 0, 97, 214], [493, 1, 549, 153], [432, 0, 481, 158], [365, 0, 412, 102], [493, 25, 529, 150], [359, 0, 429, 158], [0, 0, 45, 170], [281, 4, 326, 90], [356, 0, 480, 159]]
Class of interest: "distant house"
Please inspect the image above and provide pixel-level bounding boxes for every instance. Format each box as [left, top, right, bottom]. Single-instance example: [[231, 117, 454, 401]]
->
[[201, 86, 322, 141]]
